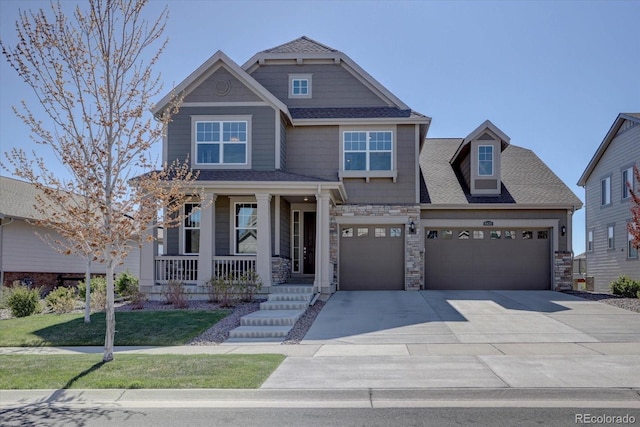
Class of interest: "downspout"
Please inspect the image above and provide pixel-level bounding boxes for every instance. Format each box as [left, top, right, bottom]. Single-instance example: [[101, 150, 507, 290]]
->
[[0, 215, 15, 289]]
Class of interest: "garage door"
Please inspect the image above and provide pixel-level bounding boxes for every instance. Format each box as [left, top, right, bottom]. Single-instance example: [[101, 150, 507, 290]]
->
[[340, 225, 404, 290], [424, 228, 551, 290]]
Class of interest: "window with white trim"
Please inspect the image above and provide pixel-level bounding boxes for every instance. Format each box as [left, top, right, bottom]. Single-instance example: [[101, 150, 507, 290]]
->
[[628, 229, 638, 259], [343, 131, 393, 171], [587, 229, 594, 252], [184, 203, 200, 254], [478, 145, 494, 176], [288, 74, 312, 98], [235, 203, 257, 254], [601, 176, 611, 206], [622, 167, 634, 200], [607, 224, 615, 250], [195, 120, 248, 165]]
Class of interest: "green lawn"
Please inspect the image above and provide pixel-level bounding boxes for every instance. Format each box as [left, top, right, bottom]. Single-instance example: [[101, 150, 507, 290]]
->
[[0, 354, 285, 389], [0, 310, 230, 346]]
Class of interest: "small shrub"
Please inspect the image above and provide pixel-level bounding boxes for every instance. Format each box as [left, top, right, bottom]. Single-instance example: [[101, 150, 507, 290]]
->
[[205, 270, 262, 307], [116, 271, 139, 297], [78, 277, 108, 312], [162, 280, 189, 308], [129, 289, 148, 310], [610, 275, 640, 298], [45, 286, 77, 313], [7, 285, 41, 317]]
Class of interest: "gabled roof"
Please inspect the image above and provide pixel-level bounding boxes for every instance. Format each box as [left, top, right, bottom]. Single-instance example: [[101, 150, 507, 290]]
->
[[290, 107, 412, 119], [152, 50, 292, 122], [450, 120, 510, 165], [0, 176, 49, 220], [577, 113, 640, 186], [421, 139, 583, 208], [242, 36, 415, 112]]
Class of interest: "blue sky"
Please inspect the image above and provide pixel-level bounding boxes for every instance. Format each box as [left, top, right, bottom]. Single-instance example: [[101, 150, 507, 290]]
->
[[1, 0, 639, 255]]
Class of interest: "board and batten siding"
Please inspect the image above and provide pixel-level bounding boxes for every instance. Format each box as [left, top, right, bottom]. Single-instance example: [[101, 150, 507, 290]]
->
[[250, 63, 387, 108], [584, 123, 640, 292], [2, 220, 139, 276], [166, 106, 276, 170]]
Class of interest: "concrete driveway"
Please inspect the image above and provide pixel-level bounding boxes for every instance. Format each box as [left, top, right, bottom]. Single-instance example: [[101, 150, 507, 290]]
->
[[261, 290, 640, 389], [302, 290, 640, 344]]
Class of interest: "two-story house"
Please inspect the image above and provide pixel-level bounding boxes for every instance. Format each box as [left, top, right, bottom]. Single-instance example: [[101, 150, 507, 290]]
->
[[578, 113, 640, 292], [139, 37, 582, 299]]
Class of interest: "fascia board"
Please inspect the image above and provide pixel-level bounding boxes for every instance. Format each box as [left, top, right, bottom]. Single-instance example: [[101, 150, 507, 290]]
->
[[420, 203, 583, 211], [293, 117, 431, 126], [190, 180, 347, 201], [577, 114, 640, 186]]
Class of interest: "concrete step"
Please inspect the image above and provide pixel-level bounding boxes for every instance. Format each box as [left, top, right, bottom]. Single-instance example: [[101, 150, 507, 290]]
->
[[267, 293, 313, 302], [270, 285, 313, 294], [239, 309, 305, 326], [260, 300, 309, 311], [227, 325, 292, 339]]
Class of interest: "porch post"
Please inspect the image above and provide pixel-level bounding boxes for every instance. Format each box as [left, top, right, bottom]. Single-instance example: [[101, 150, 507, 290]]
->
[[256, 193, 272, 288], [198, 193, 216, 286], [315, 191, 331, 294], [139, 221, 157, 295]]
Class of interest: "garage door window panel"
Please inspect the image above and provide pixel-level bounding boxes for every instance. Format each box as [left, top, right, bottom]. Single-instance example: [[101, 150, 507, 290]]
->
[[390, 227, 402, 237], [504, 230, 516, 240], [491, 231, 502, 239], [427, 230, 438, 239], [342, 228, 354, 238], [522, 231, 533, 240], [473, 230, 484, 239], [375, 228, 386, 238], [458, 230, 470, 239], [357, 228, 368, 237]]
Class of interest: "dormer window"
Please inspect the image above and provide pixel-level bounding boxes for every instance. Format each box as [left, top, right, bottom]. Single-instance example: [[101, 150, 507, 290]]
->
[[478, 145, 494, 176], [289, 74, 312, 99]]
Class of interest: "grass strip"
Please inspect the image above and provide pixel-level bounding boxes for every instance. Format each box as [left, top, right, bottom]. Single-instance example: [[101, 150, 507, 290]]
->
[[0, 311, 229, 346], [0, 354, 285, 389]]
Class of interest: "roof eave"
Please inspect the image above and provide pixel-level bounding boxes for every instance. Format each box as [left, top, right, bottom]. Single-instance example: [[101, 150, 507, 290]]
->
[[421, 203, 583, 211], [293, 116, 431, 126]]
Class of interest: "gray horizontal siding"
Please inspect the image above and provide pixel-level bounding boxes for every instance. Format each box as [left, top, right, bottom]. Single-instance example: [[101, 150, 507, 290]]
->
[[184, 67, 262, 103], [167, 106, 276, 170], [250, 63, 386, 108], [584, 123, 640, 291], [286, 126, 340, 180]]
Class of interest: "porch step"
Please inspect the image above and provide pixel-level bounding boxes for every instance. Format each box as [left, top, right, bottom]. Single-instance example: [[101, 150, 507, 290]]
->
[[227, 325, 292, 339], [239, 310, 304, 326], [226, 284, 315, 342]]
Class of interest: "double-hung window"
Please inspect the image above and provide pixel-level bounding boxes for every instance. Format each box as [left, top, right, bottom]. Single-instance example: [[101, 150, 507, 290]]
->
[[607, 224, 615, 250], [195, 119, 248, 165], [343, 131, 392, 171], [601, 176, 611, 206], [587, 230, 594, 252], [622, 167, 634, 200], [235, 203, 257, 254], [184, 203, 200, 254], [478, 145, 494, 176]]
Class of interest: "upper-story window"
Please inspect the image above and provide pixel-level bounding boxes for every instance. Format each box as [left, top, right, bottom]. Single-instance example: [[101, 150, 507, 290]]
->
[[478, 145, 494, 176], [193, 116, 250, 167], [622, 167, 634, 200], [343, 131, 392, 171], [288, 74, 312, 99], [601, 176, 611, 206], [587, 229, 594, 252], [184, 203, 200, 254]]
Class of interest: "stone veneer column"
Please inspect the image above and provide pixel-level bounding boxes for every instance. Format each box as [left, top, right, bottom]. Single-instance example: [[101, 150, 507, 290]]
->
[[255, 193, 272, 288], [197, 193, 216, 286]]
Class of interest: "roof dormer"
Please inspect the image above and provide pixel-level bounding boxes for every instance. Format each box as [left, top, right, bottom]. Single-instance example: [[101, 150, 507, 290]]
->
[[450, 120, 510, 197]]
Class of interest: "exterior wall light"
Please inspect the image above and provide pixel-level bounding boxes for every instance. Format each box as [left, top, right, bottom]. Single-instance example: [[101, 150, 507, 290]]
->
[[410, 221, 416, 234], [561, 225, 566, 236]]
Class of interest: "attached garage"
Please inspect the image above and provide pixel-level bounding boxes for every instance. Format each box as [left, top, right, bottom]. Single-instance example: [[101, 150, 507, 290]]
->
[[339, 224, 405, 290], [424, 228, 551, 290]]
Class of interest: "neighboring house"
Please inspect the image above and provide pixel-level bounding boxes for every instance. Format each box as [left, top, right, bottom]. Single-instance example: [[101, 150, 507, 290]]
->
[[139, 36, 582, 298], [578, 113, 640, 292], [0, 176, 140, 290]]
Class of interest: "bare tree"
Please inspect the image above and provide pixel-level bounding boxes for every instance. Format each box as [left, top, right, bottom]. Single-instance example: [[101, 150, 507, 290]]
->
[[1, 0, 197, 362], [628, 166, 640, 251]]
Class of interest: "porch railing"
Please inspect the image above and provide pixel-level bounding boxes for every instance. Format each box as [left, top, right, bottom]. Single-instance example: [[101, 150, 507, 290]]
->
[[213, 256, 256, 278], [155, 256, 198, 283]]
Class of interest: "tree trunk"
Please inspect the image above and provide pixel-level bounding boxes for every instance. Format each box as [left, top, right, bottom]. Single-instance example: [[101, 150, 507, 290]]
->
[[84, 259, 91, 323], [103, 259, 116, 362]]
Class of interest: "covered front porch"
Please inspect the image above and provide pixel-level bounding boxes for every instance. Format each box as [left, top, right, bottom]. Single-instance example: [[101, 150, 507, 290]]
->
[[139, 180, 346, 300]]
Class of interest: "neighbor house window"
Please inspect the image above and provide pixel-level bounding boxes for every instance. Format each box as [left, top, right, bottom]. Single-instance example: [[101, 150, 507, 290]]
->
[[629, 229, 638, 259], [622, 167, 634, 200], [587, 230, 594, 252], [601, 176, 611, 205], [478, 145, 494, 176], [607, 225, 615, 250], [195, 119, 248, 165], [288, 74, 312, 98], [343, 131, 393, 171], [235, 203, 257, 254], [184, 203, 200, 254]]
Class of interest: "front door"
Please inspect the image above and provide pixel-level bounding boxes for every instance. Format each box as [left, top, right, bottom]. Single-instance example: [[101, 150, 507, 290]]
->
[[303, 212, 316, 274]]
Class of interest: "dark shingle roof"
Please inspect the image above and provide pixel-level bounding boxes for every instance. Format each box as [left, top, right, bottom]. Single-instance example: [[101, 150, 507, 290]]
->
[[420, 138, 582, 206], [261, 36, 337, 54], [290, 107, 412, 120], [194, 170, 332, 182]]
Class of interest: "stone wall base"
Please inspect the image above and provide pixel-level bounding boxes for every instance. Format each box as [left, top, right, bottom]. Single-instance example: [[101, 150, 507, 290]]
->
[[554, 251, 573, 291]]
